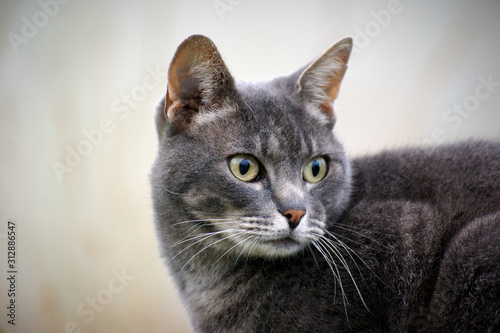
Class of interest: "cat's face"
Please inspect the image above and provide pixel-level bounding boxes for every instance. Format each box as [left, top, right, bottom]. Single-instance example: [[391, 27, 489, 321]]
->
[[151, 35, 352, 259]]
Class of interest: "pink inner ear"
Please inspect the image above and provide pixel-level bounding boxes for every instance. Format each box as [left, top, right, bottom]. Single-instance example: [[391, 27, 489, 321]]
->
[[188, 99, 199, 110], [319, 102, 334, 116], [326, 78, 342, 101], [166, 100, 198, 132], [161, 35, 238, 132]]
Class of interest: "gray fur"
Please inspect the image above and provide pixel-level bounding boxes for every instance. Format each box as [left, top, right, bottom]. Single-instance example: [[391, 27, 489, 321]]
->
[[150, 35, 500, 332]]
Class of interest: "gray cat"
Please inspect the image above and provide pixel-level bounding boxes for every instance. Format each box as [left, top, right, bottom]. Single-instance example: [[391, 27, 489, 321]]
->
[[150, 35, 500, 332]]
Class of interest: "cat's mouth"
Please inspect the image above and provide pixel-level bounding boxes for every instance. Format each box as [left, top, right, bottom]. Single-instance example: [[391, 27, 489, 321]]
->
[[260, 236, 303, 251]]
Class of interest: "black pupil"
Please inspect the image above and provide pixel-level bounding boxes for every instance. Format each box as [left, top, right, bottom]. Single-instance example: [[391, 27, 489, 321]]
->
[[239, 159, 251, 175], [311, 160, 321, 177]]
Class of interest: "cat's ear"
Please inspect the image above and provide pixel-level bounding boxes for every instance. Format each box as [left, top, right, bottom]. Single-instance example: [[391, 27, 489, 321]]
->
[[156, 35, 236, 137], [297, 37, 352, 126]]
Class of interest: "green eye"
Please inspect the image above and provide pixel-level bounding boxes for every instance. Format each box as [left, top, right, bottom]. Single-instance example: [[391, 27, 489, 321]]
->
[[229, 155, 260, 182], [303, 157, 328, 183]]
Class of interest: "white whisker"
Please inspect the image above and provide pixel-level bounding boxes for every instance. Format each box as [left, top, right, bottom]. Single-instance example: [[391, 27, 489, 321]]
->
[[178, 231, 241, 275], [307, 244, 319, 268], [319, 236, 368, 311], [171, 218, 234, 228], [312, 240, 346, 316], [215, 233, 254, 264], [169, 229, 238, 264], [234, 234, 257, 263], [245, 237, 260, 264], [184, 220, 238, 235], [325, 230, 384, 287], [170, 232, 216, 248], [161, 185, 186, 196], [329, 222, 381, 245]]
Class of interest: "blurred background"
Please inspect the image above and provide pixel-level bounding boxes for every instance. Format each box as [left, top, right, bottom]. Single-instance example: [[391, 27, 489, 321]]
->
[[1, 1, 499, 332]]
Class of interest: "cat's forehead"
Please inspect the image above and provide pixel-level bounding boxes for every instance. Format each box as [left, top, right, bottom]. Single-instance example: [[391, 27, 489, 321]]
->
[[187, 80, 337, 161], [237, 80, 306, 127], [232, 82, 335, 159]]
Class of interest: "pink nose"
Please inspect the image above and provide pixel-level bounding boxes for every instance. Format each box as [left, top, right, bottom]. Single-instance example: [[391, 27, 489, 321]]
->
[[283, 209, 306, 230]]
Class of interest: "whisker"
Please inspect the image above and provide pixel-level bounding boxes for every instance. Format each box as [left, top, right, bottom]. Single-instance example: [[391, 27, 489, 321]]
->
[[234, 234, 257, 263], [312, 240, 346, 315], [169, 229, 238, 263], [327, 230, 374, 249], [316, 238, 352, 321], [315, 239, 346, 292], [161, 185, 187, 196], [319, 236, 368, 311], [245, 237, 260, 264], [325, 231, 370, 268], [188, 210, 249, 219], [168, 233, 218, 261], [184, 220, 239, 235], [171, 218, 235, 228], [307, 244, 319, 268], [243, 100, 258, 120], [215, 233, 254, 264], [170, 232, 217, 247], [325, 230, 385, 287], [325, 234, 366, 277], [178, 232, 240, 275], [329, 222, 382, 245]]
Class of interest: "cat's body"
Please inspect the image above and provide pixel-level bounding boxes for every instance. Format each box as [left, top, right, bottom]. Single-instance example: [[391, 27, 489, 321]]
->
[[151, 35, 500, 332]]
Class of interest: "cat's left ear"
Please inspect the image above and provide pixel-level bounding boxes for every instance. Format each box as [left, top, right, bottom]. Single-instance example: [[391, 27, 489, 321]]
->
[[298, 37, 352, 126]]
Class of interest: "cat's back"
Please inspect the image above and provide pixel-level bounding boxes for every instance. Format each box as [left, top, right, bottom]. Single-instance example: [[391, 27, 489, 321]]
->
[[344, 140, 500, 332], [351, 140, 500, 212]]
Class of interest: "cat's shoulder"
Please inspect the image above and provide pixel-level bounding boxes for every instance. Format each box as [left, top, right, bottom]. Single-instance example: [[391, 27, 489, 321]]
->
[[348, 140, 500, 211], [351, 140, 500, 189]]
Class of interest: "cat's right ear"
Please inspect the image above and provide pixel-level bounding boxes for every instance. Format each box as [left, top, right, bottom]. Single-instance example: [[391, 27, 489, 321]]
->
[[297, 37, 352, 128], [155, 35, 236, 138]]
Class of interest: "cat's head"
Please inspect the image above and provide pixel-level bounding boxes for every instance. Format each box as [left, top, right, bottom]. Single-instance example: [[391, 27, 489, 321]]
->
[[151, 35, 352, 260]]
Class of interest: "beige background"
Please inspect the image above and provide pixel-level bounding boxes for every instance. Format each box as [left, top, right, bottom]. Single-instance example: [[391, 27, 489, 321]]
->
[[1, 1, 499, 332]]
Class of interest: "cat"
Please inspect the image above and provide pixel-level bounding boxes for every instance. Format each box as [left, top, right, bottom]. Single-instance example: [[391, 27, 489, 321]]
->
[[150, 35, 500, 332]]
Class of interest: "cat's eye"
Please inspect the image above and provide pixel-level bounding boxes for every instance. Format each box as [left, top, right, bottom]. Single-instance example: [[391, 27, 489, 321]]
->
[[303, 157, 328, 183], [229, 155, 260, 182]]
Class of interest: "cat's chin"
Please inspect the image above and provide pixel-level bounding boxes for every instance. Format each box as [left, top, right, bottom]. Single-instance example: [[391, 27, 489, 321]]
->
[[248, 237, 307, 258]]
